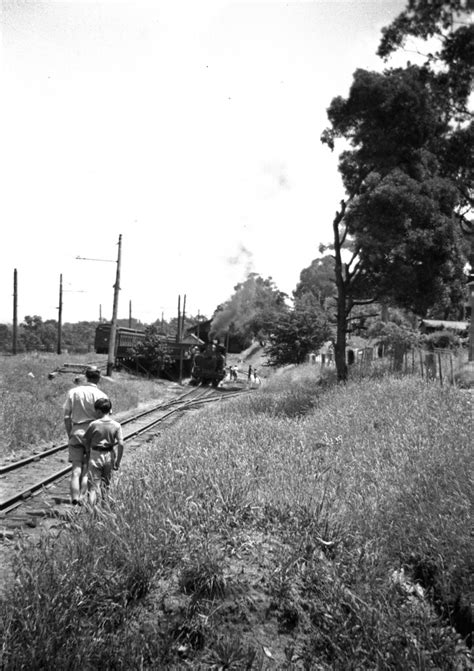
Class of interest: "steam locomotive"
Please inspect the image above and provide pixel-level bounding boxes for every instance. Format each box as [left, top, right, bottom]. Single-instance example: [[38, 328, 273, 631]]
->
[[190, 342, 226, 387]]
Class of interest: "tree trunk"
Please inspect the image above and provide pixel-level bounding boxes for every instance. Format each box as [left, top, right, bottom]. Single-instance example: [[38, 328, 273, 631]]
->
[[335, 305, 348, 381], [333, 202, 348, 382]]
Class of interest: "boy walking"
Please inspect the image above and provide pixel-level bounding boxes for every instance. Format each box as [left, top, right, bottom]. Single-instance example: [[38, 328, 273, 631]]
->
[[83, 398, 124, 506]]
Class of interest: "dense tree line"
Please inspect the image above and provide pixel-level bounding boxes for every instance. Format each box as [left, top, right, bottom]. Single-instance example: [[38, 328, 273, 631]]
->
[[0, 317, 99, 353]]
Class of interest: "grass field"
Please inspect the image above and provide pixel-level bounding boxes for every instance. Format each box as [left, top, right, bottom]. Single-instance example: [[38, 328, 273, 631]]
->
[[0, 362, 472, 669], [0, 352, 180, 461]]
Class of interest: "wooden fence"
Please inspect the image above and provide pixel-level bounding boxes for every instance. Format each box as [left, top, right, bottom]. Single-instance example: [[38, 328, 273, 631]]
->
[[313, 345, 469, 387], [362, 346, 467, 387]]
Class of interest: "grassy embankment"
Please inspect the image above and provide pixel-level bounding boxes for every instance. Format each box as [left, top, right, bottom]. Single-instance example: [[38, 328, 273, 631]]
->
[[0, 353, 178, 460], [0, 364, 472, 669]]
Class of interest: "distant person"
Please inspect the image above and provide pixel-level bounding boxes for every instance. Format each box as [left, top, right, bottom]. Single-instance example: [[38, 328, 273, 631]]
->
[[63, 366, 108, 505], [247, 365, 252, 380], [252, 368, 261, 388], [83, 398, 124, 507]]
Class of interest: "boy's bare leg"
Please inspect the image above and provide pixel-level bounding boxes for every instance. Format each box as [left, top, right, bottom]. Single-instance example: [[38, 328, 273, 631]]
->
[[80, 464, 88, 499], [70, 465, 82, 503], [89, 486, 98, 506]]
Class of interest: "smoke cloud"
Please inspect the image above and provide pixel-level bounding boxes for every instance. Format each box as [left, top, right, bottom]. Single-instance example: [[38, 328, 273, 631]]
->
[[210, 270, 259, 339]]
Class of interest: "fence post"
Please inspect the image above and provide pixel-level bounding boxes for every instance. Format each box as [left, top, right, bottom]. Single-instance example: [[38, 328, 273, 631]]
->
[[437, 351, 443, 386], [411, 349, 415, 374], [449, 353, 454, 386], [425, 352, 436, 380], [419, 349, 424, 379]]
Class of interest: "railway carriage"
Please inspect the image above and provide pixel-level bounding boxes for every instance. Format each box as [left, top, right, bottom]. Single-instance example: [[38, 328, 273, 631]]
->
[[94, 324, 194, 377], [94, 324, 146, 358]]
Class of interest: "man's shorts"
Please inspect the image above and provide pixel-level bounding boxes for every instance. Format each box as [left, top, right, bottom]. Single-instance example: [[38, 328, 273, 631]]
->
[[68, 443, 87, 467], [88, 449, 115, 490]]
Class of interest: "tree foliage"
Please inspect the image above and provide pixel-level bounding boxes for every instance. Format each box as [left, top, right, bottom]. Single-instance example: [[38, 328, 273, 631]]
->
[[264, 295, 331, 366], [131, 325, 171, 375], [0, 318, 99, 353], [345, 167, 466, 315], [293, 253, 336, 308], [62, 322, 97, 353], [378, 0, 474, 118], [321, 1, 473, 380], [368, 311, 420, 370]]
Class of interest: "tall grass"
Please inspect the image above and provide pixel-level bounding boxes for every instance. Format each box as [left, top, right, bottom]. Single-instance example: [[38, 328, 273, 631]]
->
[[0, 353, 174, 457], [1, 365, 471, 669]]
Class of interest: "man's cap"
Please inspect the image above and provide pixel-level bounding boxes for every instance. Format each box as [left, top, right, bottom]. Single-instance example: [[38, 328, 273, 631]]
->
[[85, 366, 101, 377]]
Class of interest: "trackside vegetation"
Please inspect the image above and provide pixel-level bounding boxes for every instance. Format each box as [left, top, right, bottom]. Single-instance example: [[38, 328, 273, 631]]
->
[[0, 353, 177, 459], [0, 367, 472, 669]]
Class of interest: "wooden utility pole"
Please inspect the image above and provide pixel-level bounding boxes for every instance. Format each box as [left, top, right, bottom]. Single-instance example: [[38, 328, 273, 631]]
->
[[129, 299, 132, 328], [176, 294, 181, 342], [12, 268, 18, 355], [107, 234, 122, 377], [181, 294, 186, 339], [57, 273, 63, 355], [99, 304, 102, 322]]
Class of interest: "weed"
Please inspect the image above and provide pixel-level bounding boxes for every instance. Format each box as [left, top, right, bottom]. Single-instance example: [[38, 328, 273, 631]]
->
[[179, 551, 227, 601], [204, 634, 257, 669]]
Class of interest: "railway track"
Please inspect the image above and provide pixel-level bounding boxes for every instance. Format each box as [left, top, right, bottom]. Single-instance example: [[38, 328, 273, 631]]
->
[[0, 386, 248, 526]]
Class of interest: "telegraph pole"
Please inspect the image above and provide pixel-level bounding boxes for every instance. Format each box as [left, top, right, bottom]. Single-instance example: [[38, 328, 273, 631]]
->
[[128, 300, 132, 328], [107, 234, 122, 377], [57, 273, 63, 355], [12, 269, 18, 355], [181, 294, 186, 339], [176, 294, 181, 342]]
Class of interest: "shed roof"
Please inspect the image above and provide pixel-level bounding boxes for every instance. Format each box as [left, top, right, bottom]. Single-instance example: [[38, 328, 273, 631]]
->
[[420, 319, 469, 332]]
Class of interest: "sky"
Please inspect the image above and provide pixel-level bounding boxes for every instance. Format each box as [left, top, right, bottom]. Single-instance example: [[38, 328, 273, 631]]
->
[[0, 0, 410, 325]]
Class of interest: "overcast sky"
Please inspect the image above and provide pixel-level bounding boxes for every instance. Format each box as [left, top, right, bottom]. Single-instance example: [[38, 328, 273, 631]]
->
[[0, 0, 409, 325]]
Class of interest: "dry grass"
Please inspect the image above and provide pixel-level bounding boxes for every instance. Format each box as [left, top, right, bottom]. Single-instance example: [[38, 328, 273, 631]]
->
[[0, 364, 471, 669], [0, 353, 178, 460]]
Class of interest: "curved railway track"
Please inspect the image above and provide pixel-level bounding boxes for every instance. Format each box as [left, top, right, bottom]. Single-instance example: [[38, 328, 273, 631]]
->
[[0, 386, 248, 522]]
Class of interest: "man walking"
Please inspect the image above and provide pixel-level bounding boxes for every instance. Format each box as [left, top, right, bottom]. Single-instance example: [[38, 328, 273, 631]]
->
[[63, 366, 108, 505]]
